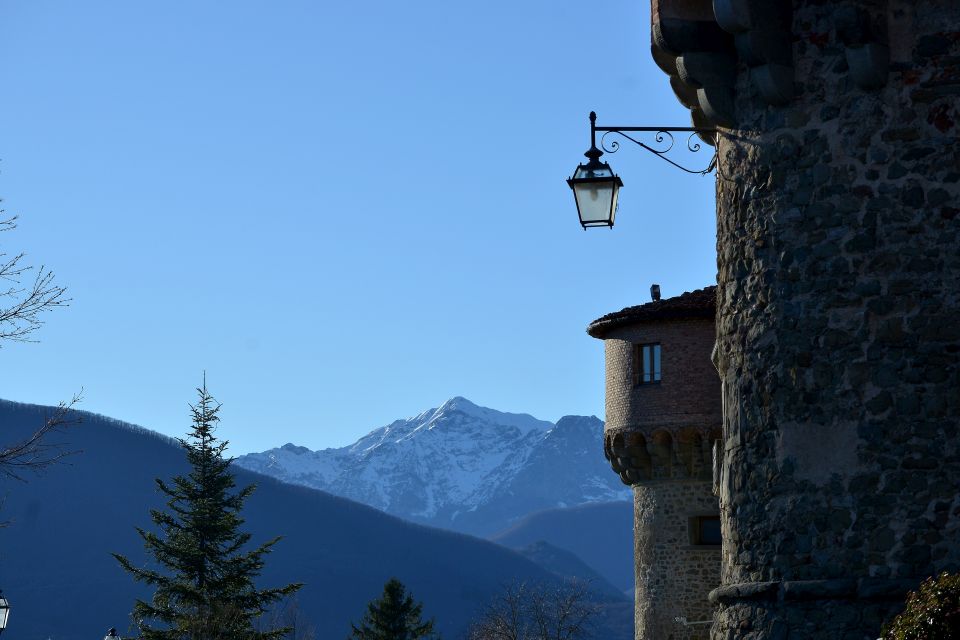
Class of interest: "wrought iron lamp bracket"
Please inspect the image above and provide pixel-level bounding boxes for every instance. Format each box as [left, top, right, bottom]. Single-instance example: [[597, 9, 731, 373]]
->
[[589, 112, 718, 176]]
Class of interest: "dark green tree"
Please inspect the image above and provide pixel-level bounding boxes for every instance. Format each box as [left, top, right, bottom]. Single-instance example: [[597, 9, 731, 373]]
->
[[349, 578, 437, 640], [113, 382, 301, 640]]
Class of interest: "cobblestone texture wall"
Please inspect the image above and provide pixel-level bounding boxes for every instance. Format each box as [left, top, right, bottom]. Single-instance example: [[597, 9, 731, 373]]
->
[[712, 2, 960, 638], [635, 482, 720, 640]]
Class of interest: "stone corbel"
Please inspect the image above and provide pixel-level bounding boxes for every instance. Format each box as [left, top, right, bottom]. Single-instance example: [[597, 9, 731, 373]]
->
[[698, 436, 712, 480], [713, 0, 750, 34], [670, 75, 699, 110], [653, 18, 731, 58], [836, 5, 890, 90], [752, 64, 795, 105], [651, 0, 737, 129], [845, 43, 890, 90], [668, 435, 689, 479], [645, 440, 671, 480], [714, 0, 795, 105], [678, 51, 738, 128], [691, 107, 717, 145]]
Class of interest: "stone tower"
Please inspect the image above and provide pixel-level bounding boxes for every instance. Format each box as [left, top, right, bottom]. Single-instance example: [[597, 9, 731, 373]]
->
[[588, 287, 722, 640], [646, 1, 960, 638]]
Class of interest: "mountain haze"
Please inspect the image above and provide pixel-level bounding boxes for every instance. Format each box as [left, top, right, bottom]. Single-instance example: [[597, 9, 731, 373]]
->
[[492, 501, 636, 594], [236, 397, 630, 536]]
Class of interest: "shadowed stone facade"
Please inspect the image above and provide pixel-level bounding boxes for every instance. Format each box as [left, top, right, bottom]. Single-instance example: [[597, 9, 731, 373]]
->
[[638, 1, 960, 639], [589, 289, 722, 640]]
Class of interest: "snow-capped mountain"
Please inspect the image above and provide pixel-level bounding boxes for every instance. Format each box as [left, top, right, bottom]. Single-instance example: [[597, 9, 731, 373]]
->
[[235, 397, 631, 536]]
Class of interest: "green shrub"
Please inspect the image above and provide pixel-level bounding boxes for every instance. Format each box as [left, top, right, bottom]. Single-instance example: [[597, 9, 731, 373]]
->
[[882, 572, 960, 640]]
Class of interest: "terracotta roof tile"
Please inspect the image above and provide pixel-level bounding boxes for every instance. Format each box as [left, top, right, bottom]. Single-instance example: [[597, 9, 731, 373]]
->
[[587, 286, 716, 339]]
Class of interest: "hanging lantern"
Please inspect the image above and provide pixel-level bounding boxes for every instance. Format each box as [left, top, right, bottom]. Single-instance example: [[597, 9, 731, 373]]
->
[[567, 112, 623, 228]]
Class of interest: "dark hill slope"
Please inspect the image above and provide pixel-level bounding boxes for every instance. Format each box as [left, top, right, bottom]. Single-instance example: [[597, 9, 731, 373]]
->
[[515, 541, 625, 600], [0, 400, 629, 639], [491, 501, 635, 594]]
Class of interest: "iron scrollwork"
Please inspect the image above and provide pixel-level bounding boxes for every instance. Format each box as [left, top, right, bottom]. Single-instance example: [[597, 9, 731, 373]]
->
[[593, 121, 718, 175]]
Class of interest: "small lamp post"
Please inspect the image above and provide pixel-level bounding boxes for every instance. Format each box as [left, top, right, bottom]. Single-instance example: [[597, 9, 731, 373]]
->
[[567, 112, 623, 229], [0, 590, 10, 636]]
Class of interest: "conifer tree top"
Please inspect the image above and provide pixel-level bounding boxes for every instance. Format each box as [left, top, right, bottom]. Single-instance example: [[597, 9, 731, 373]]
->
[[113, 381, 301, 640], [349, 578, 437, 640]]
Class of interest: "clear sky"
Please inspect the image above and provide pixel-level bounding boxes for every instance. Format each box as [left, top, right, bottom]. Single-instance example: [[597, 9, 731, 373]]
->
[[0, 0, 716, 454]]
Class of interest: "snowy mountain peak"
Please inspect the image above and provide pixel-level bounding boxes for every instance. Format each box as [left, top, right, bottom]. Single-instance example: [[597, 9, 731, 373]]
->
[[280, 443, 311, 455], [235, 399, 629, 536], [425, 396, 553, 435], [439, 395, 476, 411]]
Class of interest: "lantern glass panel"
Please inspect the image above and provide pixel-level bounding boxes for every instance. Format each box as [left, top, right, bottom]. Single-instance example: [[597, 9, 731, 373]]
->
[[573, 180, 617, 226], [574, 163, 613, 180], [0, 595, 9, 629]]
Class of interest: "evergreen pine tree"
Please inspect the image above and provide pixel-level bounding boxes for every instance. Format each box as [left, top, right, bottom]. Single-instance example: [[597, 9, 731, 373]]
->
[[349, 578, 438, 640], [113, 381, 301, 640]]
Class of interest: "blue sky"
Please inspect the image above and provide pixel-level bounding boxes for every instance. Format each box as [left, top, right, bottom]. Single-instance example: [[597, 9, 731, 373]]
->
[[0, 0, 716, 453]]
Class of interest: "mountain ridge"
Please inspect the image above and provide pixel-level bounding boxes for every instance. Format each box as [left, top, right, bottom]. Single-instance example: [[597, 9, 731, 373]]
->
[[235, 397, 630, 536]]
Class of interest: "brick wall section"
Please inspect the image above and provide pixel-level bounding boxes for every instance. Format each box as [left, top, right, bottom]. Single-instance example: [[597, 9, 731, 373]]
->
[[634, 482, 721, 640], [604, 319, 721, 433]]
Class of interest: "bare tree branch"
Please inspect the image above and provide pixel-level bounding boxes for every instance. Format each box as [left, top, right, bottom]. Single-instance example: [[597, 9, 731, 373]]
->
[[0, 210, 79, 484], [261, 597, 316, 640], [0, 215, 70, 344], [468, 580, 601, 640], [0, 392, 83, 481]]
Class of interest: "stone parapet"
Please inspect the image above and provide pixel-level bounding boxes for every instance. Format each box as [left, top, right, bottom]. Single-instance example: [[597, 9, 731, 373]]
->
[[606, 423, 719, 484]]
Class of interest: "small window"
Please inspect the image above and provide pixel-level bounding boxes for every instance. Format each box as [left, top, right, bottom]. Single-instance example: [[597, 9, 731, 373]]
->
[[633, 343, 661, 386], [690, 515, 722, 546]]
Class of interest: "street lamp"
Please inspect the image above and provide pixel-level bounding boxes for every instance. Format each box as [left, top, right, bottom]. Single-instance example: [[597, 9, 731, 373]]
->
[[567, 111, 717, 229], [567, 112, 623, 229], [0, 590, 10, 635]]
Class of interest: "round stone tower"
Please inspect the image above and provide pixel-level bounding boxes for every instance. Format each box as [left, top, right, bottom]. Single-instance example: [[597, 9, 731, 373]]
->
[[646, 1, 960, 638], [588, 287, 722, 640]]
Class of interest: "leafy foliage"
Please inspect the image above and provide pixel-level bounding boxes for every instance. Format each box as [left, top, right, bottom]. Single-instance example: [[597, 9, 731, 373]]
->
[[113, 382, 301, 639], [882, 572, 960, 640], [349, 578, 437, 640]]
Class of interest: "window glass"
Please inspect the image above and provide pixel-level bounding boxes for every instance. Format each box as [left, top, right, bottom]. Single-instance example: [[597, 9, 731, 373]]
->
[[699, 516, 722, 546], [634, 343, 661, 386]]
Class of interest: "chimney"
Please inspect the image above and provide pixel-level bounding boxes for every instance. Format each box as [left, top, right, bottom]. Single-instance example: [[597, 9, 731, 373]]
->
[[650, 284, 661, 301]]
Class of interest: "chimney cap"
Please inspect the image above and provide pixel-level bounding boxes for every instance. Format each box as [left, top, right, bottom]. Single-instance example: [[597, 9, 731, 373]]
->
[[650, 284, 661, 301]]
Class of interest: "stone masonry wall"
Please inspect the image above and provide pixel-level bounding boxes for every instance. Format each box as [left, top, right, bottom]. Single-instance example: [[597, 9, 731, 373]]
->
[[635, 481, 720, 640], [712, 2, 960, 638]]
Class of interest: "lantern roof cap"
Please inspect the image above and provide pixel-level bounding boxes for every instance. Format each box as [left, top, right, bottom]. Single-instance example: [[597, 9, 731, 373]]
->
[[587, 285, 716, 339]]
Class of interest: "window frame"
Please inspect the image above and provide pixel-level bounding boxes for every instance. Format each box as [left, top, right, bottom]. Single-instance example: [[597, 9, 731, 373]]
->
[[632, 342, 662, 386], [688, 514, 722, 548]]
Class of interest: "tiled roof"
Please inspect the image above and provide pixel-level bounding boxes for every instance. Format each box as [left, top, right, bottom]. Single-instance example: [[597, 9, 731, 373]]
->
[[586, 286, 716, 339]]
